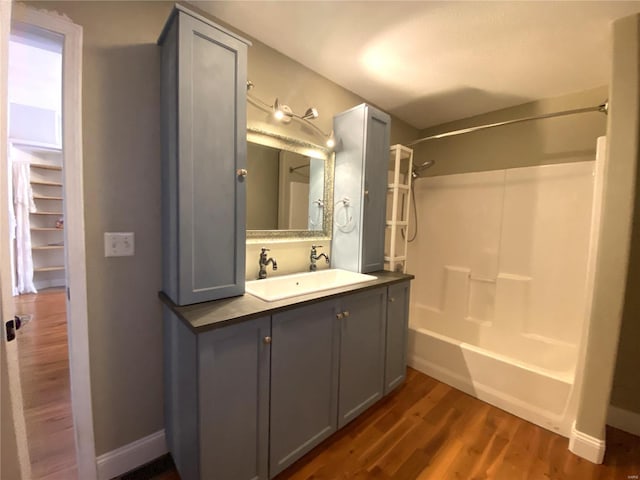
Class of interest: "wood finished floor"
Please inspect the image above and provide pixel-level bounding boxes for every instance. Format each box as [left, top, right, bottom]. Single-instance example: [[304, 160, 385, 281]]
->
[[140, 368, 640, 480], [16, 288, 77, 480]]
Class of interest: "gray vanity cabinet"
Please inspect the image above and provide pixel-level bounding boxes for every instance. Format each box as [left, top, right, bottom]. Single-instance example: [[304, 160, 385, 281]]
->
[[269, 300, 340, 477], [159, 5, 250, 306], [385, 281, 411, 394], [338, 287, 387, 428], [163, 276, 411, 479], [164, 310, 270, 480], [332, 104, 391, 274]]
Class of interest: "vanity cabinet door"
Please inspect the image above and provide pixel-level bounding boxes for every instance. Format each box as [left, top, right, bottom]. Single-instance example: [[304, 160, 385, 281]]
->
[[160, 6, 249, 306], [338, 287, 387, 428], [332, 103, 390, 274], [198, 316, 271, 480], [385, 281, 411, 394], [270, 300, 340, 477]]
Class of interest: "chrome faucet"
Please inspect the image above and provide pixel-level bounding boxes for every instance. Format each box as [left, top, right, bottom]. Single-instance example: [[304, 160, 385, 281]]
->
[[309, 245, 330, 271], [258, 247, 277, 279]]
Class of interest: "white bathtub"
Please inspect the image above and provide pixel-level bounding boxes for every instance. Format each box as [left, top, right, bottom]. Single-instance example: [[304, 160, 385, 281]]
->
[[404, 160, 606, 438], [408, 305, 578, 436]]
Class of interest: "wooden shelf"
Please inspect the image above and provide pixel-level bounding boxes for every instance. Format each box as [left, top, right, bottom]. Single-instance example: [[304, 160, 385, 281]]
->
[[30, 163, 62, 171], [386, 221, 408, 227], [34, 266, 65, 272], [31, 211, 63, 216], [31, 227, 64, 232], [388, 184, 410, 190], [33, 195, 63, 201], [10, 139, 62, 152], [31, 179, 63, 187], [32, 245, 64, 251], [384, 255, 407, 262]]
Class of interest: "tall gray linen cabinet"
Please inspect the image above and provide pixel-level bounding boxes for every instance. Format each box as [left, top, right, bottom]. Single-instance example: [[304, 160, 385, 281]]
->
[[159, 4, 249, 306], [331, 104, 391, 273]]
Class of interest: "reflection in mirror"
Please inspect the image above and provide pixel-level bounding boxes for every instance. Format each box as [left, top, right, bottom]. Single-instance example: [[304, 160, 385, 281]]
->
[[246, 143, 324, 230], [246, 128, 333, 241]]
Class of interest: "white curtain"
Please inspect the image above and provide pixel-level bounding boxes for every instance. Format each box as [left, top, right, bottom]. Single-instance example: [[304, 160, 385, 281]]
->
[[12, 159, 36, 294], [7, 148, 17, 295]]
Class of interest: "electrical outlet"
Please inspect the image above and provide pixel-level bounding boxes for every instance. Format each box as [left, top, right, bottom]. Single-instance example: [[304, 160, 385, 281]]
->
[[104, 232, 135, 257]]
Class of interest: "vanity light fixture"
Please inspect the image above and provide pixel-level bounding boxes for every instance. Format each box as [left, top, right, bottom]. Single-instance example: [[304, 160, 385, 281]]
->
[[273, 98, 314, 124], [246, 80, 335, 149], [273, 98, 293, 124], [302, 107, 319, 120], [326, 131, 335, 149]]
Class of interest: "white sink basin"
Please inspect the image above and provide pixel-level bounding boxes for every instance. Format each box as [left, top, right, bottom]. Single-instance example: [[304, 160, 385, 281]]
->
[[245, 269, 377, 302]]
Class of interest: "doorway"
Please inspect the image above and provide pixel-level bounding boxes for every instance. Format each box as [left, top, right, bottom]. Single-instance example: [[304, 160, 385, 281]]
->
[[8, 22, 79, 480], [2, 4, 96, 480]]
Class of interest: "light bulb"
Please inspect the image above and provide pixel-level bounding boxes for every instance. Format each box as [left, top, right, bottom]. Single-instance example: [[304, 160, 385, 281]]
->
[[326, 137, 335, 148], [274, 109, 284, 121]]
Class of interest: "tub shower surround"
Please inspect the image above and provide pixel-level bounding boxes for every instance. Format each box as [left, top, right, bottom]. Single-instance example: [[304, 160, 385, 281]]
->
[[407, 160, 599, 436]]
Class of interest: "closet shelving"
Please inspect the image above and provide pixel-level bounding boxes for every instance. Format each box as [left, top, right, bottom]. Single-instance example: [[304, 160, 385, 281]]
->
[[385, 144, 413, 273], [12, 140, 66, 288]]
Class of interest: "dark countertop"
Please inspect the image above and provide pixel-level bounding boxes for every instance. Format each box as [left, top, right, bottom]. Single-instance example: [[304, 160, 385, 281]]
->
[[159, 270, 414, 332]]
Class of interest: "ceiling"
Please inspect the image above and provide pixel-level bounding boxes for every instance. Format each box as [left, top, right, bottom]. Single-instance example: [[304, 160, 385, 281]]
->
[[200, 1, 640, 130]]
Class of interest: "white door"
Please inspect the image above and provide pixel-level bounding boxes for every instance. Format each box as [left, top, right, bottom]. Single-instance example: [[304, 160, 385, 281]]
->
[[1, 4, 97, 480], [1, 1, 30, 478]]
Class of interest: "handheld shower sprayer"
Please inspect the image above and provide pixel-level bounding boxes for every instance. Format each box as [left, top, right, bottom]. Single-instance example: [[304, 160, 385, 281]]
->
[[411, 160, 435, 179], [403, 159, 436, 244]]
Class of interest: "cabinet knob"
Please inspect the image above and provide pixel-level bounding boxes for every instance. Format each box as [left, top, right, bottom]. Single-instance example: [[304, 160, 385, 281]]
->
[[263, 336, 272, 344], [336, 312, 344, 320], [364, 190, 369, 197], [237, 168, 248, 178], [343, 310, 350, 317], [389, 297, 396, 303]]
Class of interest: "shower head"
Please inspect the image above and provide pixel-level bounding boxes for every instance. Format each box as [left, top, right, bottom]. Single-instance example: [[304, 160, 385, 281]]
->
[[411, 160, 435, 179]]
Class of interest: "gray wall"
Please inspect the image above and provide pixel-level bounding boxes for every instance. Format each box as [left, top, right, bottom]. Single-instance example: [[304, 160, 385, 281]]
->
[[26, 0, 418, 456], [27, 0, 172, 456], [609, 20, 640, 417], [412, 86, 608, 176]]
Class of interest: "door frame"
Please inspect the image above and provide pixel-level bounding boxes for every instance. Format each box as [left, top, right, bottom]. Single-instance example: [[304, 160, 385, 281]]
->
[[5, 5, 97, 479]]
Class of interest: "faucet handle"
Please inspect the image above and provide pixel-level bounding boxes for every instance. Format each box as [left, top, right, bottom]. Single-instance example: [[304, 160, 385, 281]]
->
[[261, 247, 270, 253], [312, 245, 323, 249]]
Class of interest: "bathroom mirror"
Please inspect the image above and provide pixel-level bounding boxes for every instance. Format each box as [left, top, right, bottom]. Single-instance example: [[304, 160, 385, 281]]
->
[[246, 127, 333, 240]]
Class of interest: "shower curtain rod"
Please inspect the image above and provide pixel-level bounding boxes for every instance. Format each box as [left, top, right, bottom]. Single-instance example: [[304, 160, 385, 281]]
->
[[407, 100, 609, 147]]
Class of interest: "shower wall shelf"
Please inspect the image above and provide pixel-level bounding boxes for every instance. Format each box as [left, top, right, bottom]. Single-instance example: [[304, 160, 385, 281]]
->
[[385, 144, 413, 273]]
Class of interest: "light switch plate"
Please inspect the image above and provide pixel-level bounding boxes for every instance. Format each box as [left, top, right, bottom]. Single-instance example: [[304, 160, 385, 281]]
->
[[104, 232, 135, 257]]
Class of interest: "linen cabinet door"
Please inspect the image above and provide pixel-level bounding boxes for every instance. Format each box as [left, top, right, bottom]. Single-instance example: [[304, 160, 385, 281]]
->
[[176, 13, 247, 304], [270, 300, 340, 477], [338, 287, 387, 428], [385, 281, 410, 394], [198, 316, 271, 480], [361, 107, 390, 273]]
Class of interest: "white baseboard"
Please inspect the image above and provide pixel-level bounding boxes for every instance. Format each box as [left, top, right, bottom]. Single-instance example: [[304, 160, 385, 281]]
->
[[96, 429, 167, 480], [569, 422, 605, 464], [608, 404, 640, 437]]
